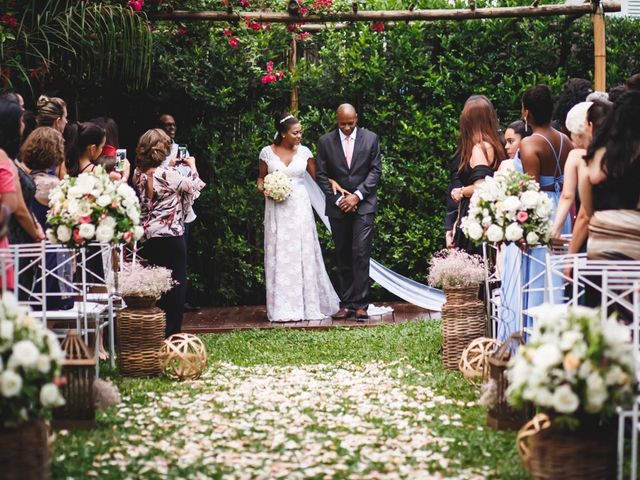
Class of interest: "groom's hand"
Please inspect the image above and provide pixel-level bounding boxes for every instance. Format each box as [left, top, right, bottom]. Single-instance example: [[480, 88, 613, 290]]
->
[[339, 194, 359, 213]]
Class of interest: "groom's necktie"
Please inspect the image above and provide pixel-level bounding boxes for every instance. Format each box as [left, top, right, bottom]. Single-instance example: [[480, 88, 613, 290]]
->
[[345, 135, 354, 168]]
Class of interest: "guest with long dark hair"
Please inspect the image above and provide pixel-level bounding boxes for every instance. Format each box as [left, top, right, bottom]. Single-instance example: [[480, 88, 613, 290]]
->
[[581, 90, 640, 260], [133, 129, 205, 336], [0, 99, 44, 244], [64, 122, 106, 177], [451, 95, 506, 255]]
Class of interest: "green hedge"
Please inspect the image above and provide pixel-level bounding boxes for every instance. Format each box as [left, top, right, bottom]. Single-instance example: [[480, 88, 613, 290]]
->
[[37, 2, 640, 305]]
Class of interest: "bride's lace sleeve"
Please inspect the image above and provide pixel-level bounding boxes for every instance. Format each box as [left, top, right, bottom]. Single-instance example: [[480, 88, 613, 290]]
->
[[300, 145, 313, 160], [259, 146, 271, 168]]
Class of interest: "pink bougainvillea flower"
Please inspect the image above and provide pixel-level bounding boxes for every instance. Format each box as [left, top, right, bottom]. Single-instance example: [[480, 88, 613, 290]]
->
[[312, 0, 332, 10], [370, 22, 385, 32], [296, 32, 311, 41], [276, 71, 285, 80], [300, 6, 308, 15], [266, 61, 274, 73], [0, 14, 18, 28], [177, 26, 188, 36], [222, 28, 233, 36], [261, 22, 271, 30], [239, 0, 251, 7], [128, 0, 143, 11], [228, 37, 240, 48], [516, 211, 529, 223]]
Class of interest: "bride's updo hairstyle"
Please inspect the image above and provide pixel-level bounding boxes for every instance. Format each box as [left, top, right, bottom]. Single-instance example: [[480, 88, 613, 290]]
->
[[274, 112, 299, 146], [136, 128, 172, 171]]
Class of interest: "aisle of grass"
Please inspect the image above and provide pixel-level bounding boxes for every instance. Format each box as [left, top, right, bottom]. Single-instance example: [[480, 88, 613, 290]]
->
[[52, 321, 527, 479]]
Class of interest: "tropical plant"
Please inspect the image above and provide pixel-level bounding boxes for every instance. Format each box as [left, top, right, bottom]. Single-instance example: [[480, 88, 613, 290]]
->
[[0, 0, 153, 92]]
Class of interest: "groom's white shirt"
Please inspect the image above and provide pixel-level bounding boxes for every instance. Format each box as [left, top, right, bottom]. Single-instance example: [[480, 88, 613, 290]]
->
[[336, 127, 363, 203]]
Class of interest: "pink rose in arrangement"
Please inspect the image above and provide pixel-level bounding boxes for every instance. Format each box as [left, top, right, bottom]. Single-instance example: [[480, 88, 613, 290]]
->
[[228, 37, 240, 48], [123, 231, 133, 243], [72, 228, 83, 244], [80, 216, 92, 224], [516, 211, 529, 223]]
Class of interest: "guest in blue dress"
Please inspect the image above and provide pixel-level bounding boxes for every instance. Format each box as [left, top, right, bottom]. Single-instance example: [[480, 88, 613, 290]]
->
[[516, 85, 573, 333], [496, 120, 531, 341]]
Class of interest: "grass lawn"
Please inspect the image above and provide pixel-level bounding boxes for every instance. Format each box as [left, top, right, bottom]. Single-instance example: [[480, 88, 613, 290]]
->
[[52, 320, 528, 479]]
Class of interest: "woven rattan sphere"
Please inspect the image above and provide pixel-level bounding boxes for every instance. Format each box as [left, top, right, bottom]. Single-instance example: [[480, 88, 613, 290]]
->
[[458, 337, 501, 384], [160, 333, 208, 380]]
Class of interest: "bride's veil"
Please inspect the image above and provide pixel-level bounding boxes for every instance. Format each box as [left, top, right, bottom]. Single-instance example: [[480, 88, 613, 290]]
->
[[303, 173, 445, 312]]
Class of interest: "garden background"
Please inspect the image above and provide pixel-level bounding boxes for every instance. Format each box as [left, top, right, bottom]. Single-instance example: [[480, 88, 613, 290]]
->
[[3, 0, 640, 306]]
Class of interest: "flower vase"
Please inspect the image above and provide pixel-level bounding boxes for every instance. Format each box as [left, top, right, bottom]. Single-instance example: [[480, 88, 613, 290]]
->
[[0, 418, 50, 479], [442, 285, 486, 370], [122, 295, 157, 309]]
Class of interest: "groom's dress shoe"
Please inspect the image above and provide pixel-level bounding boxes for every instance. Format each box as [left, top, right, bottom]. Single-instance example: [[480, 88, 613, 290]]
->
[[332, 308, 351, 320], [355, 309, 369, 321]]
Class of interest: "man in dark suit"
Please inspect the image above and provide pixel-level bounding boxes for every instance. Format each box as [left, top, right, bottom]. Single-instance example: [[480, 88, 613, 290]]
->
[[315, 104, 382, 321]]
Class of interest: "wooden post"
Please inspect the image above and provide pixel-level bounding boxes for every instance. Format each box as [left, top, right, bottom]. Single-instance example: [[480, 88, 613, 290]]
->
[[289, 35, 299, 112], [592, 3, 606, 91]]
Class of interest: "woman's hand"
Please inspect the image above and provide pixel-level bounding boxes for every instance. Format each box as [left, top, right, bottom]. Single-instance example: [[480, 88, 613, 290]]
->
[[329, 178, 350, 196], [34, 222, 45, 242], [183, 156, 197, 171], [450, 187, 463, 202]]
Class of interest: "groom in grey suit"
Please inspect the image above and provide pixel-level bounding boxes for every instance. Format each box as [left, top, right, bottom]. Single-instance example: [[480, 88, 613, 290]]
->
[[315, 104, 382, 320]]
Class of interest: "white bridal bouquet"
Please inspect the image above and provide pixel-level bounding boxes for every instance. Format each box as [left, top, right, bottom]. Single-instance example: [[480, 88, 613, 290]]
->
[[263, 170, 293, 202], [46, 166, 144, 248], [507, 305, 637, 426], [461, 170, 553, 247], [0, 293, 66, 427]]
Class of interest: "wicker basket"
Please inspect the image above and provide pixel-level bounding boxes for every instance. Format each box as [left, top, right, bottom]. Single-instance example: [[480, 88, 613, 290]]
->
[[518, 413, 616, 479], [442, 285, 486, 370], [52, 330, 96, 429], [487, 332, 534, 430], [117, 307, 166, 377], [0, 418, 49, 479]]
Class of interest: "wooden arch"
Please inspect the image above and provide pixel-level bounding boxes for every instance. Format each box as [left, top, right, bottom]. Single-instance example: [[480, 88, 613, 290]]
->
[[148, 1, 620, 108]]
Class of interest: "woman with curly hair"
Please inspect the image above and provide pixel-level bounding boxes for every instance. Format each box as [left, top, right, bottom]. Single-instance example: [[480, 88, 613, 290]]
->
[[133, 129, 205, 336]]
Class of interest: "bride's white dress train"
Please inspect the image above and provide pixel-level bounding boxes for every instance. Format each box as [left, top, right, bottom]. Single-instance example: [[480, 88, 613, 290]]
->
[[260, 145, 340, 322]]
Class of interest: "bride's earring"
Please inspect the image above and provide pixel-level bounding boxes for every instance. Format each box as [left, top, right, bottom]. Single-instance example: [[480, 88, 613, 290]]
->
[[523, 116, 528, 132]]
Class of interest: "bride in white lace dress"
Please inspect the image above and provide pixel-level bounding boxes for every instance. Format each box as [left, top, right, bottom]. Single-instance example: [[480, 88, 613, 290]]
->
[[257, 113, 340, 322]]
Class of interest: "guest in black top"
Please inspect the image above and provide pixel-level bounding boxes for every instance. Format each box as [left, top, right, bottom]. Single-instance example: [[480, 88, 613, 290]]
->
[[450, 95, 506, 255]]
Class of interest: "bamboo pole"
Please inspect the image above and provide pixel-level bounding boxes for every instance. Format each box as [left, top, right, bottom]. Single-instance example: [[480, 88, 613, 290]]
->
[[592, 3, 606, 91], [147, 2, 620, 23], [289, 36, 299, 112]]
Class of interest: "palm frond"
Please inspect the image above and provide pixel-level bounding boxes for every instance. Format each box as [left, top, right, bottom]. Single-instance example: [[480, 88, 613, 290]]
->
[[2, 0, 153, 92]]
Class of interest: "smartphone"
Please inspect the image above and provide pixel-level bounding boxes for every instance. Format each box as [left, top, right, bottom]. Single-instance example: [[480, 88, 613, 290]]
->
[[115, 149, 126, 172], [177, 144, 188, 161]]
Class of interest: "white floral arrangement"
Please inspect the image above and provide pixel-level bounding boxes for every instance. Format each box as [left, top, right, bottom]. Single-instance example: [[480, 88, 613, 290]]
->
[[263, 170, 293, 203], [0, 293, 66, 427], [507, 305, 637, 427], [46, 166, 144, 248], [461, 170, 553, 247], [427, 248, 485, 288], [117, 263, 176, 299]]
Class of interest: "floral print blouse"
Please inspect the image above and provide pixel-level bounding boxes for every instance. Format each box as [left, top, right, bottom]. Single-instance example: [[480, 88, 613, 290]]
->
[[133, 166, 205, 240]]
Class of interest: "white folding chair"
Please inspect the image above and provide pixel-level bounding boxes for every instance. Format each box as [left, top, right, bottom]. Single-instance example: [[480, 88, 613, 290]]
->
[[617, 280, 640, 480]]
